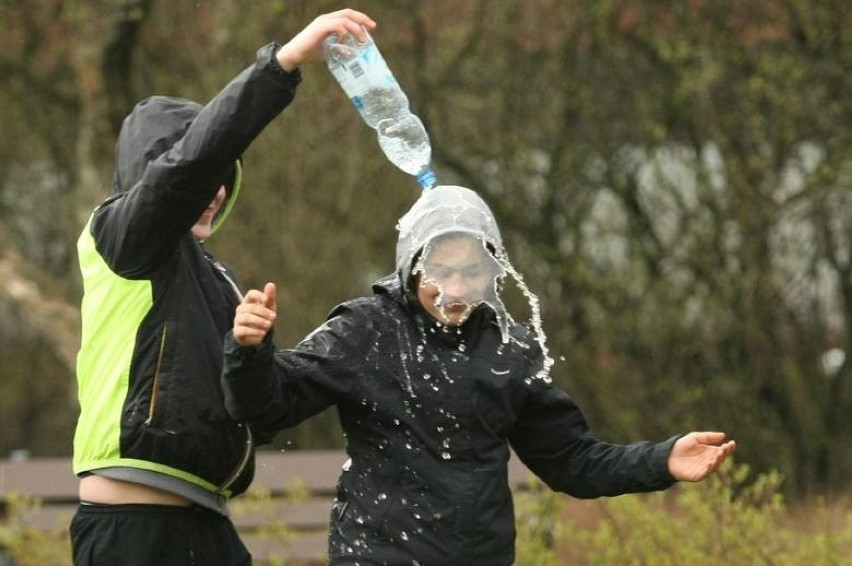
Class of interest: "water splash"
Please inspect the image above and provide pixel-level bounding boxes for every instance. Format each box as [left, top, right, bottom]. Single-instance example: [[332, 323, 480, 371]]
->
[[395, 319, 417, 396], [411, 236, 553, 381], [492, 248, 554, 382]]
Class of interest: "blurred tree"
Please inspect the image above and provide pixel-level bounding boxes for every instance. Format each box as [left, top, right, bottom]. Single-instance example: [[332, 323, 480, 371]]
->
[[0, 0, 849, 499], [387, 0, 851, 494]]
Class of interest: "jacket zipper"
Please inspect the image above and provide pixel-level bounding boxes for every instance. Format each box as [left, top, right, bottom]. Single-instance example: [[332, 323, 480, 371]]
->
[[207, 254, 254, 492], [144, 323, 169, 425], [217, 425, 254, 492], [207, 254, 244, 302]]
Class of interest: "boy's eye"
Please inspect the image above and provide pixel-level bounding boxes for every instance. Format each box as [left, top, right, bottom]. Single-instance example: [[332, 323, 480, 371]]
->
[[424, 264, 488, 281], [429, 267, 453, 280]]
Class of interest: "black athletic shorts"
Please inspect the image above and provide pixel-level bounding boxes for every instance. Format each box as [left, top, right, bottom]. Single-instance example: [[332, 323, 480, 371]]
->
[[69, 503, 252, 566]]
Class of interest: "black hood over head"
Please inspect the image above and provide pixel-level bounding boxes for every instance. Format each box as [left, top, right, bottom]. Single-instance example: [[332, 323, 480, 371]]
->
[[113, 96, 203, 195], [111, 95, 243, 234]]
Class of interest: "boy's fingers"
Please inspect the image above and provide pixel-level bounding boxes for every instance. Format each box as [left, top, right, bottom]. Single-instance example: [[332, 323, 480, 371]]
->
[[243, 288, 267, 305], [264, 282, 277, 312]]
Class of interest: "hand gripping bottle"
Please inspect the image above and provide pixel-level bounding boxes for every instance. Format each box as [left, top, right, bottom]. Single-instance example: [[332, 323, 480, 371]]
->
[[324, 28, 437, 190]]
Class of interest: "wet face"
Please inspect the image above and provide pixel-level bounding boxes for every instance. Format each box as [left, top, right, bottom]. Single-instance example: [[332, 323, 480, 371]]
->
[[191, 186, 227, 241], [415, 234, 501, 326]]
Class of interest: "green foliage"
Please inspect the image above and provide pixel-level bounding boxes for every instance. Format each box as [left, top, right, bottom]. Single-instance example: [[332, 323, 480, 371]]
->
[[0, 494, 71, 566], [515, 477, 563, 565], [3, 465, 852, 564], [514, 463, 852, 564], [230, 479, 316, 565]]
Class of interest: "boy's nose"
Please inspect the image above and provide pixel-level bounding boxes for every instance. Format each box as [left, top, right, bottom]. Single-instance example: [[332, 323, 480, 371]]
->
[[441, 273, 468, 299]]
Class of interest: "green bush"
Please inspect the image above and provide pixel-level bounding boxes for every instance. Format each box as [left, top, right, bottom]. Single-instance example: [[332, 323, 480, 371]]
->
[[3, 464, 851, 564], [514, 463, 852, 565], [0, 494, 70, 566], [230, 482, 304, 565]]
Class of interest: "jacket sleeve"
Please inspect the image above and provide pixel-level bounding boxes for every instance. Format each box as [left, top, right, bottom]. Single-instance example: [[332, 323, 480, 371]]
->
[[508, 379, 678, 499], [92, 43, 301, 278], [222, 303, 368, 439]]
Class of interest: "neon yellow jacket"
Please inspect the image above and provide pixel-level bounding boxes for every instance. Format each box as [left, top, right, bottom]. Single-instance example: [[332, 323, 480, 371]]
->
[[74, 43, 300, 502]]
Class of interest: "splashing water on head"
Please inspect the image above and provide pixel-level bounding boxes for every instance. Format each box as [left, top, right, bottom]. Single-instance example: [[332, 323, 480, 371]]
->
[[491, 250, 554, 382], [398, 186, 554, 382]]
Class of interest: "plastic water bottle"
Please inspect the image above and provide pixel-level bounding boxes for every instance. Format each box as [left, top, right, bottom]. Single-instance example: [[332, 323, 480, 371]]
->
[[324, 29, 436, 190]]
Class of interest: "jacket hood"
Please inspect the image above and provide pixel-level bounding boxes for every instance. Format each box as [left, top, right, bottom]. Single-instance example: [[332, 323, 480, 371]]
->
[[394, 185, 553, 374], [395, 185, 503, 291], [112, 95, 242, 235], [395, 185, 514, 339]]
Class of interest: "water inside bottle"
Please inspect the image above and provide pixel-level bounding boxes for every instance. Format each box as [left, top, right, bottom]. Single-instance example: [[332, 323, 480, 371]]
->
[[324, 30, 436, 190], [356, 88, 409, 128], [377, 116, 432, 177]]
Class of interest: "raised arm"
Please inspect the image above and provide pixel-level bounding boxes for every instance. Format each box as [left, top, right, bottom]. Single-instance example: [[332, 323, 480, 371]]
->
[[91, 9, 377, 277]]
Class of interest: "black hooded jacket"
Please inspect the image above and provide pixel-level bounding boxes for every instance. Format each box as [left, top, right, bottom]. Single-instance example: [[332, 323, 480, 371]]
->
[[74, 43, 300, 509], [223, 274, 677, 563], [223, 185, 678, 562]]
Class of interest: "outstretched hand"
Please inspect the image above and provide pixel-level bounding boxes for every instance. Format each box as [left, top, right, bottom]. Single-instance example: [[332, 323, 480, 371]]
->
[[668, 432, 737, 482], [233, 282, 277, 347], [276, 8, 377, 72]]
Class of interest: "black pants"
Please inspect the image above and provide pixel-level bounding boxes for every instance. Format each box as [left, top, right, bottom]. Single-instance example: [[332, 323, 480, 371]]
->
[[70, 503, 252, 566]]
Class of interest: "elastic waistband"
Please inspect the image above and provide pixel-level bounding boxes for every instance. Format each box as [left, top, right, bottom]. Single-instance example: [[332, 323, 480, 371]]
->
[[77, 501, 219, 516]]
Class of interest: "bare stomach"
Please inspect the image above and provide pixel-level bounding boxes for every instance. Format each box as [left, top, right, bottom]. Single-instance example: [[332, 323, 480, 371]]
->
[[79, 475, 192, 506]]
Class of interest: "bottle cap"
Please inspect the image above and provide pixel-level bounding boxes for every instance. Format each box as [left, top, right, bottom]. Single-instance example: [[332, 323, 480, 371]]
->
[[417, 169, 437, 190]]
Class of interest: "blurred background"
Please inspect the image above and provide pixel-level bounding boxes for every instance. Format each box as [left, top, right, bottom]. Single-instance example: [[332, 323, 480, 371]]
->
[[0, 0, 849, 502]]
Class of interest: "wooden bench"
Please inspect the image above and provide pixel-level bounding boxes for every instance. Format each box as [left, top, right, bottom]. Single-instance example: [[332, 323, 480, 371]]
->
[[0, 450, 533, 564]]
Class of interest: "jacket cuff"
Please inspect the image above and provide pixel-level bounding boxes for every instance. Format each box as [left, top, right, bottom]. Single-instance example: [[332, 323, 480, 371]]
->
[[223, 329, 275, 362], [655, 434, 683, 485], [259, 42, 303, 84]]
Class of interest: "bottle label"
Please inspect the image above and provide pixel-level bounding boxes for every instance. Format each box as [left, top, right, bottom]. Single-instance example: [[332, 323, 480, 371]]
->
[[335, 44, 398, 102], [325, 32, 413, 129]]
